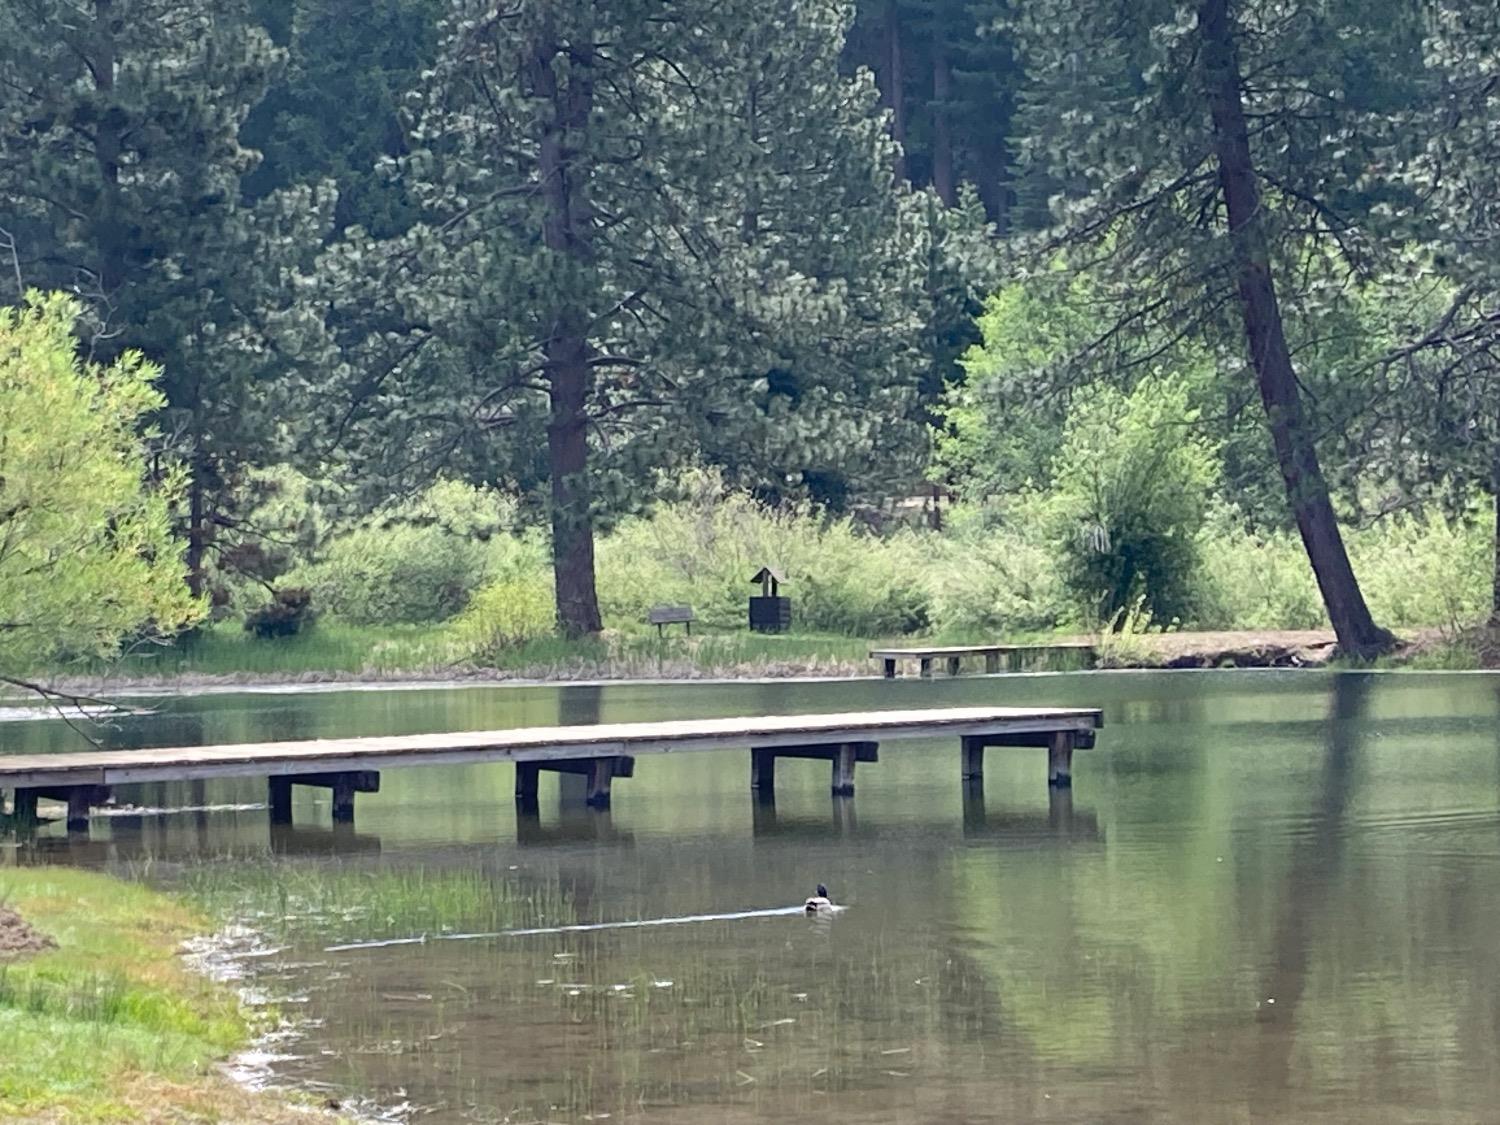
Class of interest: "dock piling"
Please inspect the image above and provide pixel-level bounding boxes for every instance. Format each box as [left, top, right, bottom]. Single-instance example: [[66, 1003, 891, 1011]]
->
[[1048, 731, 1075, 787], [831, 743, 858, 796]]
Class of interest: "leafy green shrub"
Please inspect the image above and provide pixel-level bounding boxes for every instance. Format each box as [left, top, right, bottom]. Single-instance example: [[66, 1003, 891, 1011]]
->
[[926, 513, 1071, 635], [1352, 511, 1490, 634], [1192, 515, 1325, 629], [243, 587, 316, 638], [450, 574, 556, 658], [1193, 506, 1492, 634], [1048, 375, 1219, 626], [286, 523, 488, 625], [596, 468, 932, 636], [283, 481, 542, 625]]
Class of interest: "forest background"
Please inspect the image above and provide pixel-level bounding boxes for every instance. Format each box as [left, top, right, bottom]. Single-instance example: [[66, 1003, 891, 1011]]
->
[[4, 0, 1500, 679]]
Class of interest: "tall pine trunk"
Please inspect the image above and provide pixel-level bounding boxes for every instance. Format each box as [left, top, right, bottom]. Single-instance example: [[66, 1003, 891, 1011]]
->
[[1490, 452, 1500, 626], [1198, 0, 1394, 659], [532, 32, 603, 637], [931, 43, 955, 205], [186, 447, 207, 599], [884, 0, 907, 183], [92, 0, 127, 301]]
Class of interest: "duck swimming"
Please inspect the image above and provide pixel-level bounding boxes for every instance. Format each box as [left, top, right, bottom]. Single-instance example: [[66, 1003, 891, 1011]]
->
[[804, 884, 833, 913]]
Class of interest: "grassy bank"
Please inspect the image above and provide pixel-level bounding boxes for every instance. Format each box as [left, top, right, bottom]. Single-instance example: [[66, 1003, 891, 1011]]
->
[[0, 866, 341, 1123], [14, 618, 1481, 694], [37, 622, 880, 687]]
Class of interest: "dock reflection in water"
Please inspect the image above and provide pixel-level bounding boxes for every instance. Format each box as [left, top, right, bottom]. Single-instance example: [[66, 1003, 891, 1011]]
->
[[5, 669, 1500, 1122]]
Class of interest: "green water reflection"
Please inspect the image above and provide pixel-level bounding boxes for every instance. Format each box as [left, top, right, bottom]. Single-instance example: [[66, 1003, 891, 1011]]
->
[[5, 670, 1500, 1122]]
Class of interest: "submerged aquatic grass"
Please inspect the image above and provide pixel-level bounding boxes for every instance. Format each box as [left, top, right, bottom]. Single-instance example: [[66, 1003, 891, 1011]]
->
[[177, 858, 577, 943]]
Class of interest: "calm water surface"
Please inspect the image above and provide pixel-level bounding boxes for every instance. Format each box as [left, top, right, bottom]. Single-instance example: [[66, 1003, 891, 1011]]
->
[[5, 669, 1500, 1123]]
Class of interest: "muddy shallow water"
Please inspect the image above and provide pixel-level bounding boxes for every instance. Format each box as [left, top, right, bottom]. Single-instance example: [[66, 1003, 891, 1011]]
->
[[6, 670, 1500, 1122]]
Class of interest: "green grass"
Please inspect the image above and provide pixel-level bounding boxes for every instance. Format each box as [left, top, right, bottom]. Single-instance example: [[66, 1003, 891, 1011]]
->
[[31, 620, 886, 684], [102, 621, 456, 678], [0, 869, 246, 1120]]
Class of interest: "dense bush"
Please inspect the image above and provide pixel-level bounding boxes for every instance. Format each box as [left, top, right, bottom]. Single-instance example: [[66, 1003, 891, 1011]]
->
[[926, 510, 1071, 635], [596, 469, 933, 636], [210, 465, 1500, 643], [281, 481, 540, 626], [1047, 376, 1219, 627], [1193, 507, 1493, 635], [243, 587, 316, 638], [450, 574, 556, 656], [1351, 512, 1491, 634], [1192, 516, 1325, 630], [285, 523, 489, 625]]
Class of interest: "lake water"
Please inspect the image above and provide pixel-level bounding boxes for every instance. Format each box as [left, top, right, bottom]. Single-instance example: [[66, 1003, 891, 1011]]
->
[[6, 669, 1500, 1123]]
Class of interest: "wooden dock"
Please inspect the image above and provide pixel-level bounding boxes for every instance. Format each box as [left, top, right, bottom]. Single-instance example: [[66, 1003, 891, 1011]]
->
[[0, 705, 1102, 832], [870, 642, 1098, 678]]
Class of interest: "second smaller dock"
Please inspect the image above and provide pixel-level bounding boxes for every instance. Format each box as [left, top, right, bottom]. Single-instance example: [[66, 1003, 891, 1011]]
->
[[870, 642, 1097, 678]]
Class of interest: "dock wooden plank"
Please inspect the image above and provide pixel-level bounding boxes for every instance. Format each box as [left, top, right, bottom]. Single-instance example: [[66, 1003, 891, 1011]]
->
[[0, 707, 1102, 789]]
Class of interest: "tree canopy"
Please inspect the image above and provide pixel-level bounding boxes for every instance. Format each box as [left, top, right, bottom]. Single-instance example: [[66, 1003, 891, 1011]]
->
[[2, 0, 1500, 651], [0, 294, 203, 678]]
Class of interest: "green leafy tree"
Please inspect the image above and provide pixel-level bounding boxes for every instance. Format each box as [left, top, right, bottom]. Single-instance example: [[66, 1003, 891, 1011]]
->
[[1366, 7, 1500, 621], [311, 0, 933, 635], [0, 294, 203, 681]]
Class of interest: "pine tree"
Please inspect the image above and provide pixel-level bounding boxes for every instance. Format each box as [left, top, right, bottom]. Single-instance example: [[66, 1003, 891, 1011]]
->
[[0, 0, 326, 596], [312, 0, 932, 635], [1006, 0, 1429, 657], [242, 0, 442, 238], [844, 0, 1019, 225]]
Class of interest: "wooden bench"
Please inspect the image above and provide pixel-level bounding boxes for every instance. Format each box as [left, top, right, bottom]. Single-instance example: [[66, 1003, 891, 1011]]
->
[[870, 642, 1098, 678], [647, 604, 694, 636], [0, 705, 1103, 830]]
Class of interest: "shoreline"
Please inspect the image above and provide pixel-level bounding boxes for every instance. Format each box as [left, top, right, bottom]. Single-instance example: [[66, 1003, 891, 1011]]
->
[[0, 627, 1464, 701], [0, 867, 349, 1123]]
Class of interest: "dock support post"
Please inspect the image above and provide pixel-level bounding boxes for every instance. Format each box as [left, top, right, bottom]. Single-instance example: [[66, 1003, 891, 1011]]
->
[[831, 743, 857, 796], [919, 657, 933, 679], [585, 758, 614, 807], [515, 762, 540, 805], [12, 789, 38, 828], [985, 652, 1000, 674], [331, 775, 356, 823], [750, 749, 776, 793], [268, 777, 293, 824], [946, 656, 963, 677], [66, 789, 93, 834], [961, 736, 986, 782], [266, 772, 377, 825], [1048, 731, 1075, 788], [883, 658, 897, 679]]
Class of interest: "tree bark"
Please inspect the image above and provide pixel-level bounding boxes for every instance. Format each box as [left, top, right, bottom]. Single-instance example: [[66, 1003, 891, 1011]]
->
[[1489, 452, 1500, 625], [186, 448, 207, 599], [91, 0, 126, 297], [931, 42, 955, 206], [1197, 0, 1394, 658], [885, 0, 908, 183], [531, 32, 603, 637]]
